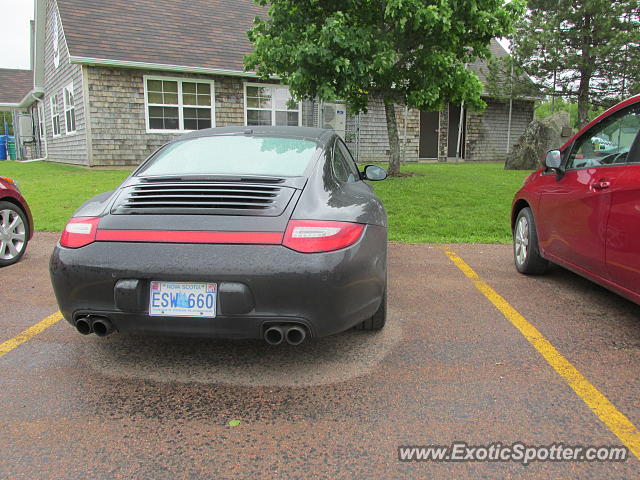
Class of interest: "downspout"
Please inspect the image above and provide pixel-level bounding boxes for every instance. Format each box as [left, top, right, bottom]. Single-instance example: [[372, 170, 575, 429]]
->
[[506, 62, 514, 155], [401, 105, 408, 163], [12, 110, 22, 160], [355, 113, 360, 162], [456, 101, 465, 164], [456, 62, 468, 164]]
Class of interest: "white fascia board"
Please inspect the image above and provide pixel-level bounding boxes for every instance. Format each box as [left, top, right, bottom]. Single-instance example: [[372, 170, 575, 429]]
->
[[0, 88, 44, 110], [68, 56, 280, 79]]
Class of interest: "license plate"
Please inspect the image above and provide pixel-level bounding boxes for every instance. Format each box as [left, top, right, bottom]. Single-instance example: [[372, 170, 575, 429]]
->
[[148, 281, 217, 317]]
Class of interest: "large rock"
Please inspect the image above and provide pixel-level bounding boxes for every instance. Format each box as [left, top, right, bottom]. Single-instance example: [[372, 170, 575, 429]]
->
[[505, 111, 573, 170]]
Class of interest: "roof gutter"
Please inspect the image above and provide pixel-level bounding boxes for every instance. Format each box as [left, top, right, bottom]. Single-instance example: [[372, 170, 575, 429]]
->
[[68, 55, 267, 78], [0, 87, 44, 110]]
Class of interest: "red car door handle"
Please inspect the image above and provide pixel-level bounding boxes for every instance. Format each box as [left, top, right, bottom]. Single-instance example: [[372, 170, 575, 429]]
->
[[592, 180, 611, 190]]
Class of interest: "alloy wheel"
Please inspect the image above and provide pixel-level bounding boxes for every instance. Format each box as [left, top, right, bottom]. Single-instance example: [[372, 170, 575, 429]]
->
[[0, 209, 26, 261], [515, 216, 529, 266]]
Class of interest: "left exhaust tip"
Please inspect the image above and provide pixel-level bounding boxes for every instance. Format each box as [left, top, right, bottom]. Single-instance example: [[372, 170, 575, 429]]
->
[[264, 326, 284, 345], [75, 317, 93, 335]]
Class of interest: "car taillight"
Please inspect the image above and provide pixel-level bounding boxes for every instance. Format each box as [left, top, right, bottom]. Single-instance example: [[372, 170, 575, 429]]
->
[[283, 220, 365, 253], [60, 217, 101, 248]]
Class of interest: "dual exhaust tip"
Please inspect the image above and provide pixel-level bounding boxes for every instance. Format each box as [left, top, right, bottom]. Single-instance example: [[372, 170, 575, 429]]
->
[[264, 325, 307, 346], [77, 317, 304, 344], [75, 316, 114, 337]]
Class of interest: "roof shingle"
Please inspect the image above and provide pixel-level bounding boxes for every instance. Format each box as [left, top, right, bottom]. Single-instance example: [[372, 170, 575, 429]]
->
[[57, 0, 266, 72], [0, 69, 34, 105]]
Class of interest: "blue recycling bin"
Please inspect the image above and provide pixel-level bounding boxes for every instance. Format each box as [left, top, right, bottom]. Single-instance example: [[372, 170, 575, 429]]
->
[[0, 135, 7, 161]]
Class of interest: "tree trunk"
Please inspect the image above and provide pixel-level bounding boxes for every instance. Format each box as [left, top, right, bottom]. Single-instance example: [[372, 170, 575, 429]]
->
[[577, 73, 591, 128], [577, 13, 592, 128], [383, 98, 401, 175]]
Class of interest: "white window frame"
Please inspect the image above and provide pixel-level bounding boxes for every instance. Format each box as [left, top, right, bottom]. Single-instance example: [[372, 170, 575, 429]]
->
[[38, 103, 46, 138], [243, 83, 302, 127], [63, 82, 76, 135], [50, 94, 61, 138], [52, 8, 60, 68], [143, 75, 216, 134]]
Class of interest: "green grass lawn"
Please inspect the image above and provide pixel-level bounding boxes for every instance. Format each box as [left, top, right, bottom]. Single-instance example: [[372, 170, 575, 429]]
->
[[0, 161, 532, 243], [371, 162, 532, 243], [0, 162, 131, 231]]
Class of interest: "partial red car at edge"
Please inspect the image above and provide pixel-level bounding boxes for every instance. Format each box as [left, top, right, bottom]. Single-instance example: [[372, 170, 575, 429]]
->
[[0, 176, 33, 267], [511, 94, 640, 305]]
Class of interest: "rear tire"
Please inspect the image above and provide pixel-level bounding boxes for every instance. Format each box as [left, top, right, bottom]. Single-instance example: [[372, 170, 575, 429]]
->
[[356, 289, 386, 331], [0, 201, 29, 268], [513, 207, 547, 275]]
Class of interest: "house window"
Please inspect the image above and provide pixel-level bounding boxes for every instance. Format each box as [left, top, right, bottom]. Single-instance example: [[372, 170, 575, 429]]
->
[[38, 103, 46, 138], [52, 9, 60, 68], [244, 84, 301, 127], [144, 77, 215, 132], [50, 94, 61, 137], [63, 83, 76, 134]]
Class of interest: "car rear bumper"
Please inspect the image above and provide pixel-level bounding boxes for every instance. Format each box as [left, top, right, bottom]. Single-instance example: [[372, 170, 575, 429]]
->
[[49, 225, 386, 339]]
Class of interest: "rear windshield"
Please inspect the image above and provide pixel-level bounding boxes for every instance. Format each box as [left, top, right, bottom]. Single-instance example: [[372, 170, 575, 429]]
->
[[138, 135, 319, 177]]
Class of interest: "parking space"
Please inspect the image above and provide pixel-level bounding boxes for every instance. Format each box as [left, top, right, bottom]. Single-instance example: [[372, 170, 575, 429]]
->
[[1, 234, 639, 478]]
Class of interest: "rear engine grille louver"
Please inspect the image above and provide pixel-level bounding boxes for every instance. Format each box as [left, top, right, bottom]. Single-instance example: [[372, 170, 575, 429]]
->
[[111, 183, 294, 216]]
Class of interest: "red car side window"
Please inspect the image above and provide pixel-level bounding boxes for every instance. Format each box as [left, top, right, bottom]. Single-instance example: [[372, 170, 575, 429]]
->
[[567, 104, 640, 170]]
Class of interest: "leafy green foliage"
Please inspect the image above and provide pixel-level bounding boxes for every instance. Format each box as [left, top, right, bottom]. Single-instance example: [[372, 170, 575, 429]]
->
[[245, 0, 523, 173], [484, 55, 541, 101], [534, 98, 605, 129], [247, 0, 522, 111], [510, 0, 640, 126]]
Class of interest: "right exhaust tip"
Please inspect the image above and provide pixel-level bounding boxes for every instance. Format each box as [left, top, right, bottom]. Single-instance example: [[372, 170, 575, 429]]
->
[[264, 326, 284, 345], [92, 317, 114, 337], [285, 326, 306, 346]]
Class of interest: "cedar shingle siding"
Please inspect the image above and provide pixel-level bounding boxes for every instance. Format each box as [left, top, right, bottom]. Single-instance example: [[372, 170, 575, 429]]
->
[[86, 68, 245, 165], [466, 100, 535, 163], [44, 0, 88, 165], [34, 0, 534, 166]]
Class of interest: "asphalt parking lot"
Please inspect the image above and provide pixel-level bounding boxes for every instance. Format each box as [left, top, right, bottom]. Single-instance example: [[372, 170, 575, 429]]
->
[[1, 233, 639, 479]]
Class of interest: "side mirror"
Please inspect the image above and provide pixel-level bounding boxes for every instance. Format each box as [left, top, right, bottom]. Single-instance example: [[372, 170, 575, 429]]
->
[[362, 164, 388, 181], [543, 150, 562, 170]]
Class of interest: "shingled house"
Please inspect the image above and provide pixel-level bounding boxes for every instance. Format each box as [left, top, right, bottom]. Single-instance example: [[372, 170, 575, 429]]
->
[[11, 0, 534, 165]]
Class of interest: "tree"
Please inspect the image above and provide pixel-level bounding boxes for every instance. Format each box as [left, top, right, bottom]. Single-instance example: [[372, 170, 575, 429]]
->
[[510, 0, 640, 128], [245, 0, 522, 175], [534, 98, 605, 129], [484, 56, 541, 103]]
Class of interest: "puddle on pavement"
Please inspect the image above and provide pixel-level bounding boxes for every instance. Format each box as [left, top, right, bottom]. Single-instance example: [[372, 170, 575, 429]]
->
[[79, 316, 402, 387]]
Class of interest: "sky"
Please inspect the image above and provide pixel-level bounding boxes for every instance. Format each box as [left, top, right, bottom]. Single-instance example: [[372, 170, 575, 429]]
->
[[0, 0, 34, 70]]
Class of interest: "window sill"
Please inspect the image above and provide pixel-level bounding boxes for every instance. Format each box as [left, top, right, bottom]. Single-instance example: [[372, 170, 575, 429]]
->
[[146, 128, 214, 134]]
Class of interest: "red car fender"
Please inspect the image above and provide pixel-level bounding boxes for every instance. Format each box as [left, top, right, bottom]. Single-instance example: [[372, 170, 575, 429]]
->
[[0, 177, 34, 240]]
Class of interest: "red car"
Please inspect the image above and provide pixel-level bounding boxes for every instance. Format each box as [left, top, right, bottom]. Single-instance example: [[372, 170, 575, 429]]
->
[[512, 94, 640, 304], [0, 176, 33, 267]]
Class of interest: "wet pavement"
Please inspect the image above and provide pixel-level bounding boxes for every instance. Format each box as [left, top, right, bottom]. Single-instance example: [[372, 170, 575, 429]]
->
[[0, 233, 639, 479]]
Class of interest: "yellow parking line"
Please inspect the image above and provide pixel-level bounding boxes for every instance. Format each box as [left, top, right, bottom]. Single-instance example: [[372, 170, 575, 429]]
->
[[444, 249, 640, 460], [0, 311, 63, 358]]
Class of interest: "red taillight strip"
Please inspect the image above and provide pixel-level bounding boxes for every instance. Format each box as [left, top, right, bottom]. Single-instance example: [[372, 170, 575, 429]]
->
[[95, 230, 283, 244]]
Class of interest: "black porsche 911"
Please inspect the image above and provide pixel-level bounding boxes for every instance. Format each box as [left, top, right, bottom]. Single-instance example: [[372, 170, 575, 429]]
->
[[50, 126, 388, 345]]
